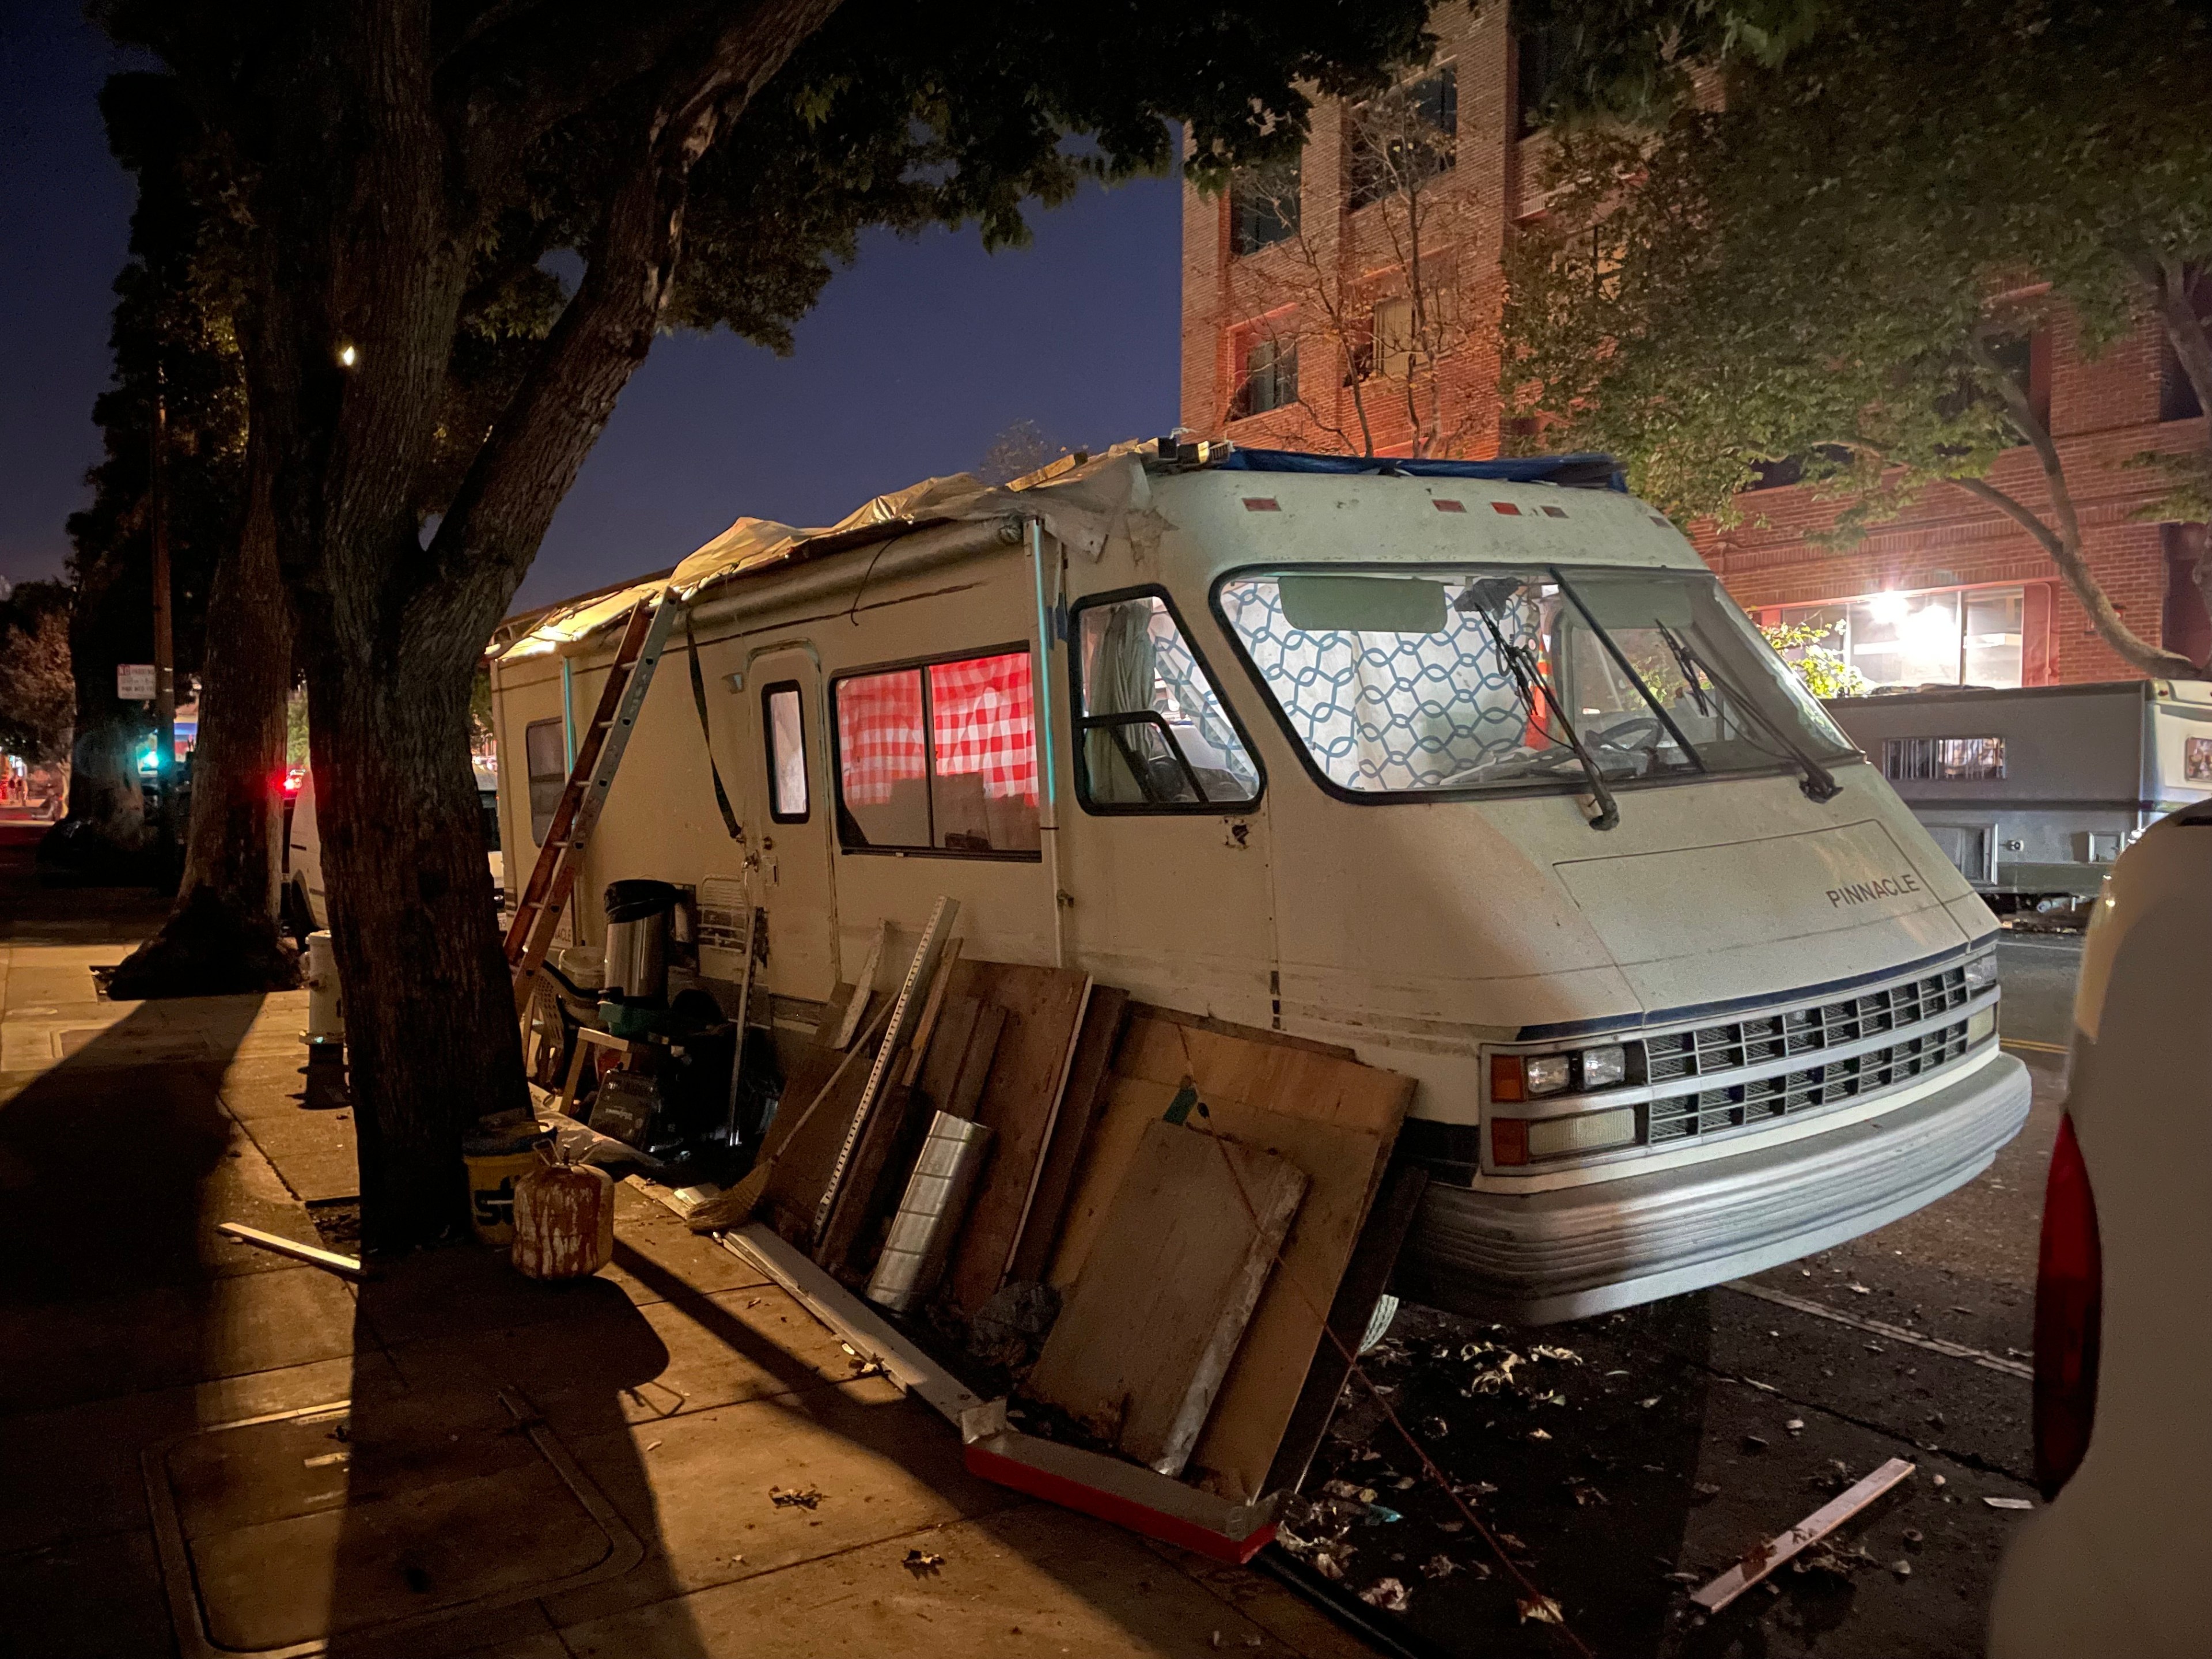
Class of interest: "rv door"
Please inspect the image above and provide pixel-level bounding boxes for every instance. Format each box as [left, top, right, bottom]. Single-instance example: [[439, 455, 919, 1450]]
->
[[747, 647, 838, 1000]]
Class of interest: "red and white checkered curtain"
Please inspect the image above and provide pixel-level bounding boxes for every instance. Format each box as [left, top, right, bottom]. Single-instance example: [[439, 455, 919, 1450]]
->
[[930, 652, 1037, 802], [835, 651, 1037, 806], [836, 670, 926, 806]]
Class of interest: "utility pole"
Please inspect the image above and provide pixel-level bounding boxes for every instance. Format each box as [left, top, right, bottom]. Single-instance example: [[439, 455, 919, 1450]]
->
[[150, 365, 176, 844]]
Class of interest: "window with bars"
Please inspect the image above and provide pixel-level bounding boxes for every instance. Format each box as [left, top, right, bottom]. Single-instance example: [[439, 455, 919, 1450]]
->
[[832, 648, 1040, 858], [1881, 736, 2006, 782]]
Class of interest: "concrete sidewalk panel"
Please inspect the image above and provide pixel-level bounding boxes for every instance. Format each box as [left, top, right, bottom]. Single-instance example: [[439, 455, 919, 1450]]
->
[[554, 1505, 1306, 1659], [0, 1524, 173, 1658], [0, 1352, 397, 1556], [0, 1264, 358, 1415], [541, 1380, 1021, 1630]]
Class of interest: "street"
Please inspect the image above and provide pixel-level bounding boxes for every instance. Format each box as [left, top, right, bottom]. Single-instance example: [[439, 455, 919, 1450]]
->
[[1293, 935, 2077, 1658]]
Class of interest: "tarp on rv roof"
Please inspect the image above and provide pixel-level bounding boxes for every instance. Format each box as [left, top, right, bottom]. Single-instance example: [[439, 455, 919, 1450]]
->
[[497, 445, 1157, 661]]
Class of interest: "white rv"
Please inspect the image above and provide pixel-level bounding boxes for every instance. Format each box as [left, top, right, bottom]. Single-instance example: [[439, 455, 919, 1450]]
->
[[488, 443, 2029, 1323]]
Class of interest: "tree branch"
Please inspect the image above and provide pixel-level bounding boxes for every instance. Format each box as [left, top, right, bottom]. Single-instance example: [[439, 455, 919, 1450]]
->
[[416, 0, 841, 639]]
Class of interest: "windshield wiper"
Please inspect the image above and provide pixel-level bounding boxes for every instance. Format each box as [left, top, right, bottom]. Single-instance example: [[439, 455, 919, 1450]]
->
[[1657, 623, 1843, 802], [1456, 585, 1620, 831]]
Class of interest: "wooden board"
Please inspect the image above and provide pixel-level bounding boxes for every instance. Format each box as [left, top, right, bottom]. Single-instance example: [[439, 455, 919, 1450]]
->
[[813, 1080, 920, 1274], [759, 1024, 885, 1241], [757, 984, 857, 1164], [1262, 1161, 1429, 1497], [1005, 986, 1130, 1285], [1046, 1008, 1416, 1504], [945, 1005, 1005, 1119], [830, 923, 888, 1049], [1025, 1118, 1305, 1477], [938, 959, 1093, 1316], [912, 995, 981, 1112]]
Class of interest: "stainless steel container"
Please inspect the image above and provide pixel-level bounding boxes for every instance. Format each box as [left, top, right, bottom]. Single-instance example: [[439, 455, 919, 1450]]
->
[[601, 879, 675, 1002], [865, 1113, 993, 1313]]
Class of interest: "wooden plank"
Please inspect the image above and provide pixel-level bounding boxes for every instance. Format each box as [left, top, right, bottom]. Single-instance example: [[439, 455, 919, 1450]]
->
[[1005, 986, 1130, 1286], [1691, 1459, 1918, 1611], [1046, 1074, 1176, 1291], [939, 960, 1093, 1316], [216, 1222, 367, 1281], [898, 939, 964, 1089], [813, 899, 959, 1241], [913, 995, 981, 1113], [813, 1080, 921, 1272], [1262, 1162, 1429, 1498], [945, 1005, 1005, 1119], [830, 923, 889, 1049], [1026, 1118, 1305, 1476]]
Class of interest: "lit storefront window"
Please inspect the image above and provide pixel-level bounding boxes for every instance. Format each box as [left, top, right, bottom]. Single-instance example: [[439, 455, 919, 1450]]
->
[[1775, 585, 2025, 691]]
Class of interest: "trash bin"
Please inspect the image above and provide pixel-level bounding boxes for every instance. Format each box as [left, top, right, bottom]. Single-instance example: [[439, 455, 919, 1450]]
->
[[462, 1122, 552, 1247], [602, 878, 677, 1004]]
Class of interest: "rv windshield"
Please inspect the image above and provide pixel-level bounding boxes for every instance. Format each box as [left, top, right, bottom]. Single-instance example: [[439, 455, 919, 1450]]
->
[[1214, 565, 1857, 798]]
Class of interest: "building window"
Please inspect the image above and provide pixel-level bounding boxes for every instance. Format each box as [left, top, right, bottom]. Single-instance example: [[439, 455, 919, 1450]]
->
[[1347, 65, 1457, 211], [2159, 268, 2211, 421], [832, 648, 1040, 858], [1071, 589, 1263, 812], [1775, 584, 2027, 691], [762, 681, 809, 822], [1229, 154, 1300, 256], [524, 717, 566, 846], [1516, 20, 1570, 138], [1230, 332, 1298, 419], [1883, 737, 2007, 782]]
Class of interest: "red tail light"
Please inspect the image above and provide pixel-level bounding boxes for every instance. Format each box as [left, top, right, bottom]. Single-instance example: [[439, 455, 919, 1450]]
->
[[2032, 1112, 2101, 1498]]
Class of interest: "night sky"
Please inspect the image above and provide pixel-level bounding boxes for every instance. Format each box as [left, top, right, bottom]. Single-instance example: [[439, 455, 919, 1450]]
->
[[0, 1, 1184, 613]]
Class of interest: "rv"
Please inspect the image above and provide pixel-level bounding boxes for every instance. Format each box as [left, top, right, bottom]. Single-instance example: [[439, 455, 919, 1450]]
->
[[1823, 680, 2212, 918], [488, 444, 2029, 1323]]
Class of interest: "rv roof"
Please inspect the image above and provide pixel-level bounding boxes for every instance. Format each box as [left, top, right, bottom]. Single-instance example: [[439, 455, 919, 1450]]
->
[[1218, 447, 1625, 491]]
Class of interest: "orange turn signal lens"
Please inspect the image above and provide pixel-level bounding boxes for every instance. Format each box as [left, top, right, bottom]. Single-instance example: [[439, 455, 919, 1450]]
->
[[1489, 1055, 1526, 1103], [1491, 1118, 1529, 1166]]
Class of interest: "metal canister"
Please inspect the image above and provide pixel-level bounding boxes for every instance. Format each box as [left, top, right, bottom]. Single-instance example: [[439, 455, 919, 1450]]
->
[[865, 1113, 993, 1314], [303, 930, 344, 1043]]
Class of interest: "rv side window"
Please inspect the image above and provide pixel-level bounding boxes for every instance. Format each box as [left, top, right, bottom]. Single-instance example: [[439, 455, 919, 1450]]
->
[[1070, 590, 1263, 812], [832, 647, 1041, 858], [762, 681, 809, 821], [524, 718, 566, 844]]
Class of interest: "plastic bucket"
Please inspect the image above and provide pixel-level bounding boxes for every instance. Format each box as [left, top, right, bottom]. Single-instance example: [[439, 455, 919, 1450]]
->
[[463, 1130, 551, 1247]]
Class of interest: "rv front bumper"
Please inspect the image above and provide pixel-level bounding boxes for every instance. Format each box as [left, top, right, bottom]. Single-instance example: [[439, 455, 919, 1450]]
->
[[1395, 1049, 2031, 1325]]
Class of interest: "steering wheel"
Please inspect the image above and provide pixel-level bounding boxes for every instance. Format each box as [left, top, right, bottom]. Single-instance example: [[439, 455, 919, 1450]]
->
[[1589, 715, 1665, 751]]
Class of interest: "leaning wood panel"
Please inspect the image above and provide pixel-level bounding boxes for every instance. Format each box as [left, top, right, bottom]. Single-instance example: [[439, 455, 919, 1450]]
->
[[939, 960, 1092, 1316], [1006, 986, 1130, 1286], [1025, 1118, 1306, 1476]]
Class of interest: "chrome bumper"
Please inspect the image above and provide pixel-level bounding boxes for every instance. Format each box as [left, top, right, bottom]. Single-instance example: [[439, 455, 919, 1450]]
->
[[1396, 1049, 2031, 1325]]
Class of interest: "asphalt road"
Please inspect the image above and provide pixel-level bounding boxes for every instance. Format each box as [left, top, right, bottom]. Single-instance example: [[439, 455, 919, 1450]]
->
[[1292, 932, 2080, 1659]]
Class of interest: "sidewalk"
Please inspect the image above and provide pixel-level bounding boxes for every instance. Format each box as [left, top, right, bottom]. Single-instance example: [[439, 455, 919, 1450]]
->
[[0, 830, 1368, 1659]]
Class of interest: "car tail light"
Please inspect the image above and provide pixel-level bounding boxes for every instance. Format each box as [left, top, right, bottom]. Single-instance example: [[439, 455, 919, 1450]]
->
[[2033, 1112, 2101, 1499]]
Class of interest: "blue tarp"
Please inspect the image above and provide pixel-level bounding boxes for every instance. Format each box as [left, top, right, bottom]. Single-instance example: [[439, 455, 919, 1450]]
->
[[1217, 447, 1626, 492]]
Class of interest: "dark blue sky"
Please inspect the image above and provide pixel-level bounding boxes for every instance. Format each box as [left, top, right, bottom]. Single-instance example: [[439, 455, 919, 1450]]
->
[[0, 1, 1184, 613]]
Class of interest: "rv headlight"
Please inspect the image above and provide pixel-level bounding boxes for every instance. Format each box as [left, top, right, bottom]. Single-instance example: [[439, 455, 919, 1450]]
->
[[1580, 1044, 1627, 1089], [1523, 1054, 1573, 1097], [1964, 950, 1998, 990]]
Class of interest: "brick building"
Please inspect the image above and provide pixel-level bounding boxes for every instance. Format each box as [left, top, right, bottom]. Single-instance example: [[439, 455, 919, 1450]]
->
[[1177, 6, 2212, 690]]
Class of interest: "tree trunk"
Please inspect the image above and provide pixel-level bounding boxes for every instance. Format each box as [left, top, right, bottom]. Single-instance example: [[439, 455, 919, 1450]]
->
[[43, 558, 152, 878], [308, 650, 527, 1251], [107, 450, 299, 997]]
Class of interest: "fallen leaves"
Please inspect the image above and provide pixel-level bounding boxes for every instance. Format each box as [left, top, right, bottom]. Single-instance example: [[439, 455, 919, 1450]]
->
[[1517, 1594, 1565, 1625], [1984, 1496, 2035, 1511], [902, 1548, 945, 1578], [1358, 1577, 1411, 1612], [769, 1484, 823, 1510]]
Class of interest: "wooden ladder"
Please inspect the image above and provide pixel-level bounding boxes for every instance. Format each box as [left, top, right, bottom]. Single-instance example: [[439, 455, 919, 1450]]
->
[[504, 585, 684, 1014]]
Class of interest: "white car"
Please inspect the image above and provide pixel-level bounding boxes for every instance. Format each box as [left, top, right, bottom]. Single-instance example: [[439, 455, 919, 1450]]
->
[[1987, 802, 2212, 1657], [286, 756, 505, 934]]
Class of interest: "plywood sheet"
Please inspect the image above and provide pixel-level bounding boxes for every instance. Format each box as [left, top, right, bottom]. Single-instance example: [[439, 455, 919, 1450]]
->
[[939, 960, 1092, 1315], [912, 995, 981, 1115], [1046, 1009, 1416, 1503], [1025, 1118, 1306, 1476]]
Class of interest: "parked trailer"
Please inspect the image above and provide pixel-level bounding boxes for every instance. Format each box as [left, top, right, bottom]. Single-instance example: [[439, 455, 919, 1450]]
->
[[488, 442, 2028, 1324], [1822, 680, 2212, 918]]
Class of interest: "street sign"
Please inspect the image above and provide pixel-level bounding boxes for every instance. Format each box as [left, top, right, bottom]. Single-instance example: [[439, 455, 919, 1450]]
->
[[118, 664, 156, 701]]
